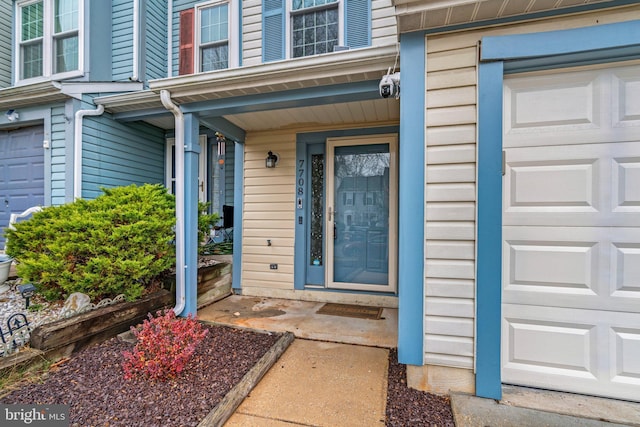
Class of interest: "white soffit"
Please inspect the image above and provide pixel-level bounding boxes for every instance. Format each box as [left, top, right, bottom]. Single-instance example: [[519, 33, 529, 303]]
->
[[394, 0, 616, 32]]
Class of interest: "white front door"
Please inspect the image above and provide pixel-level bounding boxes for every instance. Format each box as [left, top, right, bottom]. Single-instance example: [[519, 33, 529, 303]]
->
[[325, 135, 398, 292], [502, 63, 640, 401], [166, 136, 207, 202]]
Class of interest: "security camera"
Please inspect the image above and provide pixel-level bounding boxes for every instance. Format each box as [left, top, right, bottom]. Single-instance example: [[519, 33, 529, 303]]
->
[[379, 69, 400, 99]]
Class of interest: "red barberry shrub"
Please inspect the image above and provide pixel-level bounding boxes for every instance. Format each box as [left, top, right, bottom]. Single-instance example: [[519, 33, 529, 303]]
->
[[122, 309, 208, 381]]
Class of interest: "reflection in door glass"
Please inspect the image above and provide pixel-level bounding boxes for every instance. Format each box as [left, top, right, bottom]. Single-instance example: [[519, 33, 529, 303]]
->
[[333, 144, 389, 285]]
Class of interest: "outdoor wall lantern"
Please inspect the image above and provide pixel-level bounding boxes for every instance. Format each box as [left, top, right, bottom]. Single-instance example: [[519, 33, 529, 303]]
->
[[5, 109, 19, 122], [17, 283, 37, 309], [265, 151, 279, 168]]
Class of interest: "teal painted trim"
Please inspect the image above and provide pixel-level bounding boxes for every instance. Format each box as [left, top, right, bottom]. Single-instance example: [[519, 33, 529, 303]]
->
[[481, 19, 640, 62], [397, 31, 425, 366], [183, 113, 201, 316], [232, 141, 244, 291], [199, 116, 246, 142], [424, 0, 638, 35], [476, 60, 504, 400], [294, 126, 400, 291], [183, 80, 380, 115], [475, 18, 640, 400]]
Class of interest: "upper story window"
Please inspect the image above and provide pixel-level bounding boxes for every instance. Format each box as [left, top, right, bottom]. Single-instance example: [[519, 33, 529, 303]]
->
[[263, 0, 370, 63], [17, 0, 82, 83], [198, 2, 229, 71], [179, 1, 237, 75], [291, 0, 338, 58]]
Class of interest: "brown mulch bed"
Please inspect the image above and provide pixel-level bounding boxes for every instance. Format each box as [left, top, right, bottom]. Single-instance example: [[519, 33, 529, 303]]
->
[[1, 325, 279, 427], [1, 326, 454, 426], [386, 349, 455, 426]]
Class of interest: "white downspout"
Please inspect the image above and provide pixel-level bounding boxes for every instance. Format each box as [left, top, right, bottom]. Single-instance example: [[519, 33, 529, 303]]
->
[[74, 105, 105, 199], [160, 90, 185, 315], [131, 0, 140, 81]]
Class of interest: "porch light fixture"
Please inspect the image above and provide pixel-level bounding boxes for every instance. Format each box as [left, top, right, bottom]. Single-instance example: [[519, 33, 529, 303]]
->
[[265, 151, 279, 168], [5, 109, 19, 122]]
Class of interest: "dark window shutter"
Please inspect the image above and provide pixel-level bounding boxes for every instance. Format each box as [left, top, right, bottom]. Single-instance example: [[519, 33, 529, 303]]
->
[[345, 0, 370, 49], [179, 9, 194, 75], [263, 0, 285, 62]]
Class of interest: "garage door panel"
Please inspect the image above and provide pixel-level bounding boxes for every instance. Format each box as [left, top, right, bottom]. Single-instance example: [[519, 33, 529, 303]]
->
[[504, 142, 640, 227], [504, 226, 640, 312], [610, 243, 640, 296], [0, 126, 45, 248], [611, 327, 640, 386], [612, 158, 640, 213], [613, 70, 640, 126], [503, 304, 640, 401], [505, 65, 640, 147]]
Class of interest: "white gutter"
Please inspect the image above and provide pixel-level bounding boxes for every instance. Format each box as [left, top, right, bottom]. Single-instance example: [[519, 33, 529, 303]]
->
[[131, 0, 140, 81], [160, 89, 185, 315], [73, 105, 104, 199]]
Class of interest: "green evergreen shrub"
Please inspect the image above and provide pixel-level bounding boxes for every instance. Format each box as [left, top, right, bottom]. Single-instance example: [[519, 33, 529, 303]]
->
[[5, 184, 176, 301]]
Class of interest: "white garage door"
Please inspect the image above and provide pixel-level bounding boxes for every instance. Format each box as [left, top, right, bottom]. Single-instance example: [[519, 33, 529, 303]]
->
[[502, 63, 640, 402], [0, 126, 45, 248]]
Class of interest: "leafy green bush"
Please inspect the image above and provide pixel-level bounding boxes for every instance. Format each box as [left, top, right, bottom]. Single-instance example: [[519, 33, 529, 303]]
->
[[5, 184, 176, 301]]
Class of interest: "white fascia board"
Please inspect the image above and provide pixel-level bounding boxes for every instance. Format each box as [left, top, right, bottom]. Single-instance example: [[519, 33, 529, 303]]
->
[[0, 81, 67, 109], [149, 44, 398, 96], [60, 82, 145, 99]]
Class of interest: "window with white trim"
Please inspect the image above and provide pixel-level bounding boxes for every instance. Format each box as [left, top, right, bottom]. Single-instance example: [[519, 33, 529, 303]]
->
[[195, 0, 237, 72], [17, 0, 82, 82], [291, 0, 339, 58], [262, 0, 369, 63]]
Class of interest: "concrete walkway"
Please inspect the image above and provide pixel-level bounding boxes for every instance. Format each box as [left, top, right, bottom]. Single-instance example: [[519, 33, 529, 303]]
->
[[224, 339, 389, 426]]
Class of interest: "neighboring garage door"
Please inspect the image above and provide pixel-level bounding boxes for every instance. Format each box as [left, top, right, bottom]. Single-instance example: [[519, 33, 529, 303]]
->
[[501, 63, 640, 402], [0, 126, 45, 248]]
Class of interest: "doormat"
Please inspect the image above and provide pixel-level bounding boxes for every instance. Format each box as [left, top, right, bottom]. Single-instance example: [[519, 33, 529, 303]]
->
[[316, 303, 383, 320]]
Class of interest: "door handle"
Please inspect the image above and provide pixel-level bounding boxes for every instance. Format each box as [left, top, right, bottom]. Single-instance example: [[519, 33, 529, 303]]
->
[[199, 181, 204, 192]]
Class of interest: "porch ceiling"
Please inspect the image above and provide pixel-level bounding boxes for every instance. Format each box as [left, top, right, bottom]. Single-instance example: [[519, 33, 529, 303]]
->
[[393, 0, 617, 33]]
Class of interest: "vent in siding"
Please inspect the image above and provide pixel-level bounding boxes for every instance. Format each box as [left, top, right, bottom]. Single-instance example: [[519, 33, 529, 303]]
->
[[345, 0, 370, 49]]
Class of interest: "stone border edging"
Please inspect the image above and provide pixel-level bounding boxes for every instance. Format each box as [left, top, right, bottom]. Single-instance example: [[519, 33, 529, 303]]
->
[[198, 331, 295, 427]]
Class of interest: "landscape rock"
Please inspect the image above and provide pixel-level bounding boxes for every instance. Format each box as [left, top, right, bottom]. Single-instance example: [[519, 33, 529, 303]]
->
[[60, 293, 91, 317]]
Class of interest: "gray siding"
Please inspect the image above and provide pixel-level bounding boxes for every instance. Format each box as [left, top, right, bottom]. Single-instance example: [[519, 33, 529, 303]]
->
[[112, 0, 134, 81], [0, 0, 12, 87], [144, 0, 168, 82], [82, 116, 165, 199], [50, 106, 69, 206]]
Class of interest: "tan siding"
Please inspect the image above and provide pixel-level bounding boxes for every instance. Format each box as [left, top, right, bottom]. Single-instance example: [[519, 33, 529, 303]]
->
[[424, 32, 478, 370], [372, 0, 398, 46], [242, 0, 262, 66], [421, 7, 640, 372], [242, 132, 296, 290]]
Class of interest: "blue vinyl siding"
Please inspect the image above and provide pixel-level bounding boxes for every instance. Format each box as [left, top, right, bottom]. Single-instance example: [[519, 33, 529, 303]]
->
[[50, 105, 70, 206], [0, 0, 11, 88], [263, 0, 285, 62], [112, 0, 134, 81], [345, 0, 370, 49], [144, 0, 168, 82], [81, 116, 165, 199]]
